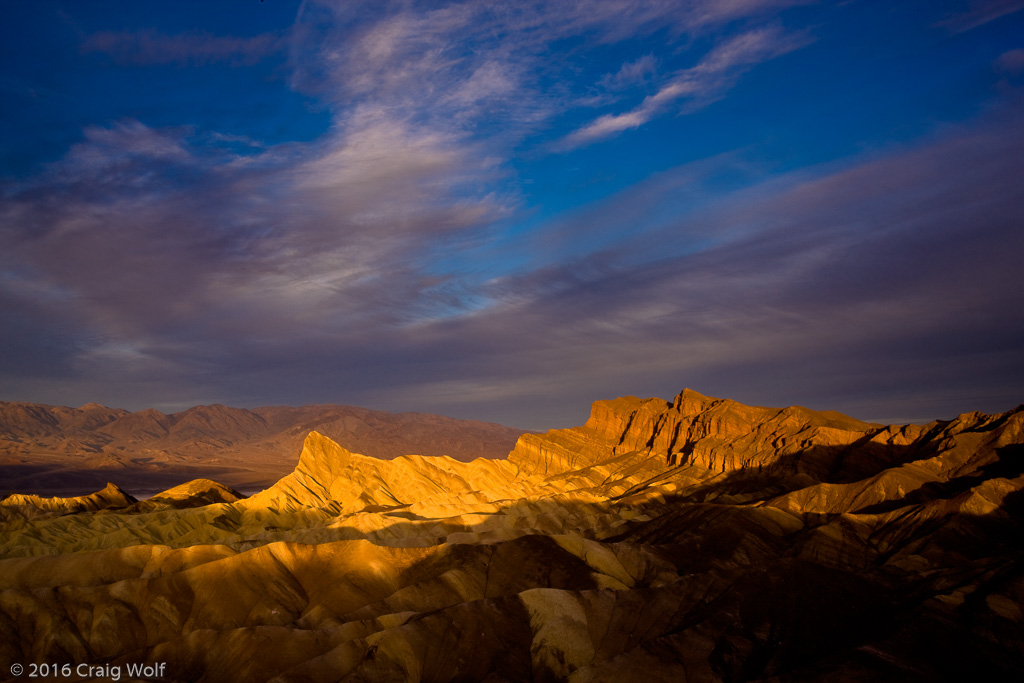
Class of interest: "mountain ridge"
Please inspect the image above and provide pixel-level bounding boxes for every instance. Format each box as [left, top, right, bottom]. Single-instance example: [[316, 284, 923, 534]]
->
[[0, 400, 530, 496], [1, 388, 1022, 681]]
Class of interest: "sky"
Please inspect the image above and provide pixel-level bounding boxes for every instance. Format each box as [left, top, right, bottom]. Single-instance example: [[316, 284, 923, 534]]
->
[[1, 0, 1023, 430]]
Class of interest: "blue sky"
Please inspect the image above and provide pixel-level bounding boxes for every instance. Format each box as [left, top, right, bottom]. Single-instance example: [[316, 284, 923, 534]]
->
[[2, 0, 1023, 429]]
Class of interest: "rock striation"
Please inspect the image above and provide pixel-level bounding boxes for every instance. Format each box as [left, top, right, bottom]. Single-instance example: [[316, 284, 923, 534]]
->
[[1, 388, 1022, 681]]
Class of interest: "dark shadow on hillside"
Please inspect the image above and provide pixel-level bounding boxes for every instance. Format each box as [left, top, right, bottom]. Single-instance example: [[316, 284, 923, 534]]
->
[[852, 443, 1024, 514], [0, 462, 280, 499], [621, 436, 1022, 520], [640, 437, 936, 508]]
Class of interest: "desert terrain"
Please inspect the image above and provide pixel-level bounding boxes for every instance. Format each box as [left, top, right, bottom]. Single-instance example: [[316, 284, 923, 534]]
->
[[0, 402, 526, 498], [1, 388, 1023, 681]]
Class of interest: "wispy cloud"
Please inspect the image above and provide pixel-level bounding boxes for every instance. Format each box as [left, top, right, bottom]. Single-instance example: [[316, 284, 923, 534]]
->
[[996, 48, 1024, 73], [935, 0, 1024, 33], [562, 26, 811, 147], [599, 54, 659, 91], [81, 30, 283, 66], [289, 0, 813, 147]]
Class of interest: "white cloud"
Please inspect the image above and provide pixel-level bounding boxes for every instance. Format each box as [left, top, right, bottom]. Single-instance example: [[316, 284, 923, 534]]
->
[[50, 120, 191, 179], [600, 54, 658, 90]]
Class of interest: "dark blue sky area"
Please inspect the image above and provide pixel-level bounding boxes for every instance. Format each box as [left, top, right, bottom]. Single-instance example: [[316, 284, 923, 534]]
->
[[2, 1, 1023, 429]]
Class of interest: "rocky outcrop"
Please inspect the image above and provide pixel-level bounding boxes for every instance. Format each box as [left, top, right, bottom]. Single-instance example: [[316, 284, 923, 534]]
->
[[508, 389, 876, 478], [511, 388, 1024, 507], [1, 481, 136, 515], [125, 479, 246, 513]]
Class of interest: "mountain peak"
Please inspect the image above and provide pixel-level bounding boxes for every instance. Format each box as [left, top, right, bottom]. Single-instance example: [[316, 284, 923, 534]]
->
[[296, 430, 356, 484]]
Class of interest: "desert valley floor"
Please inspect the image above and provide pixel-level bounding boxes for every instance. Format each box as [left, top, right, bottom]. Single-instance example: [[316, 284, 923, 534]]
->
[[1, 388, 1023, 681]]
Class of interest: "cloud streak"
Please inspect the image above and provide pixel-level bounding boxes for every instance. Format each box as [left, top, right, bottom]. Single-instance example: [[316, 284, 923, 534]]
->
[[935, 0, 1024, 33], [81, 30, 284, 66], [562, 26, 810, 147]]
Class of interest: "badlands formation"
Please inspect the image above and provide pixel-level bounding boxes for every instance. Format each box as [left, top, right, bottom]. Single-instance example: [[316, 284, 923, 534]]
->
[[1, 388, 1023, 681]]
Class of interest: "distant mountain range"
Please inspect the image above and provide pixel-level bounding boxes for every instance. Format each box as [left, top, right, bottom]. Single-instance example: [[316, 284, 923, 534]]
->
[[0, 401, 528, 495]]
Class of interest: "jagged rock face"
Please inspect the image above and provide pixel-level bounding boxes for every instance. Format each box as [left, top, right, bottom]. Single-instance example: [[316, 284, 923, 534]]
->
[[511, 388, 1024, 504], [1, 389, 1023, 681], [512, 388, 881, 476]]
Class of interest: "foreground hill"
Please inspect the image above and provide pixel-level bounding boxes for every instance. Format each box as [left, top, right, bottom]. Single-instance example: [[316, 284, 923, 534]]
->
[[1, 388, 1022, 681], [0, 401, 528, 496]]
